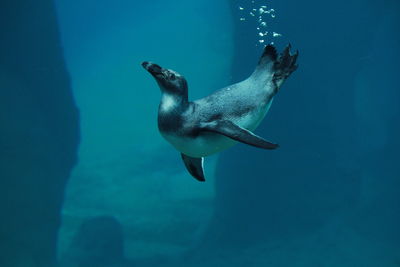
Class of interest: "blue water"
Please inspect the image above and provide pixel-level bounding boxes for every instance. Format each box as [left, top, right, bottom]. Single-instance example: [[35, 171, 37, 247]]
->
[[1, 0, 399, 266]]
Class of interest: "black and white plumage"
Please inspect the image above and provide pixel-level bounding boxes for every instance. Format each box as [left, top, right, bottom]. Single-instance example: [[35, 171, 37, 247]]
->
[[142, 44, 298, 181]]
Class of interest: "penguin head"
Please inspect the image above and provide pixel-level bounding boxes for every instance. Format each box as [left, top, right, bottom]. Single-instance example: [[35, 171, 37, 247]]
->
[[142, 62, 188, 96]]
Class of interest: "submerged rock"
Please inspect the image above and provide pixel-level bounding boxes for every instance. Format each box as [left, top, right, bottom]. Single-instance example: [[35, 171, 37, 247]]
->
[[61, 216, 128, 267], [0, 0, 79, 266]]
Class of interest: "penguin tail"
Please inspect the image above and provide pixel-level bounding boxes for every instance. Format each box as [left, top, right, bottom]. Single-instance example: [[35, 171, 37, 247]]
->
[[254, 44, 278, 74], [257, 44, 279, 66]]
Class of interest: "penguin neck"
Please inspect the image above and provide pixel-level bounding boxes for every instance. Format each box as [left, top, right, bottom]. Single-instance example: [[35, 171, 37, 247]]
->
[[159, 92, 188, 113]]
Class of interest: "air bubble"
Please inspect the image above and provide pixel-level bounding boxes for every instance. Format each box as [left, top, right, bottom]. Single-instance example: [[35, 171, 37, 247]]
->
[[237, 2, 281, 45], [272, 32, 282, 37]]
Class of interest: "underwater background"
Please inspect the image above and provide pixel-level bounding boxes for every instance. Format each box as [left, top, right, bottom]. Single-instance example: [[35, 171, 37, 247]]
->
[[0, 0, 399, 266]]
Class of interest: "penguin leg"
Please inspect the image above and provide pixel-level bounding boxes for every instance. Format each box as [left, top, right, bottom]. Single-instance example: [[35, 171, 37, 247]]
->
[[181, 153, 205, 182], [201, 120, 279, 150]]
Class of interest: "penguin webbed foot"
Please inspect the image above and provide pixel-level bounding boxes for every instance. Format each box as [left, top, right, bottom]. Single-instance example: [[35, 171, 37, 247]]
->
[[181, 153, 205, 182], [274, 44, 299, 80]]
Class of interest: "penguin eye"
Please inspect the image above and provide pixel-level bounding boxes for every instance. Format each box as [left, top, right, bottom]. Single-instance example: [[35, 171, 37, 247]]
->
[[170, 73, 176, 80]]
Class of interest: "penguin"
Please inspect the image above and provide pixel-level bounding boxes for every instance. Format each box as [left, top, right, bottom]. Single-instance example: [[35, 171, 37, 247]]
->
[[142, 44, 298, 181]]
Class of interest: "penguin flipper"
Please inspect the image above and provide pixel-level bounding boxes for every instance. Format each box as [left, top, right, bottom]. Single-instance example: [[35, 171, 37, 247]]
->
[[181, 153, 205, 182], [201, 120, 279, 150]]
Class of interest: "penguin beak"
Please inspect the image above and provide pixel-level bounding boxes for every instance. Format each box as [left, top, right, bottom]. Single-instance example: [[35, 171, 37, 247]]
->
[[142, 62, 163, 77]]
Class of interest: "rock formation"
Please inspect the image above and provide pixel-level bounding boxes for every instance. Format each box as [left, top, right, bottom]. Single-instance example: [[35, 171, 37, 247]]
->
[[0, 0, 79, 266]]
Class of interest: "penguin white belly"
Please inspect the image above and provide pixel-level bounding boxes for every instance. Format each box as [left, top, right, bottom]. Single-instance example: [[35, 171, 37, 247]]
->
[[162, 132, 236, 158]]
